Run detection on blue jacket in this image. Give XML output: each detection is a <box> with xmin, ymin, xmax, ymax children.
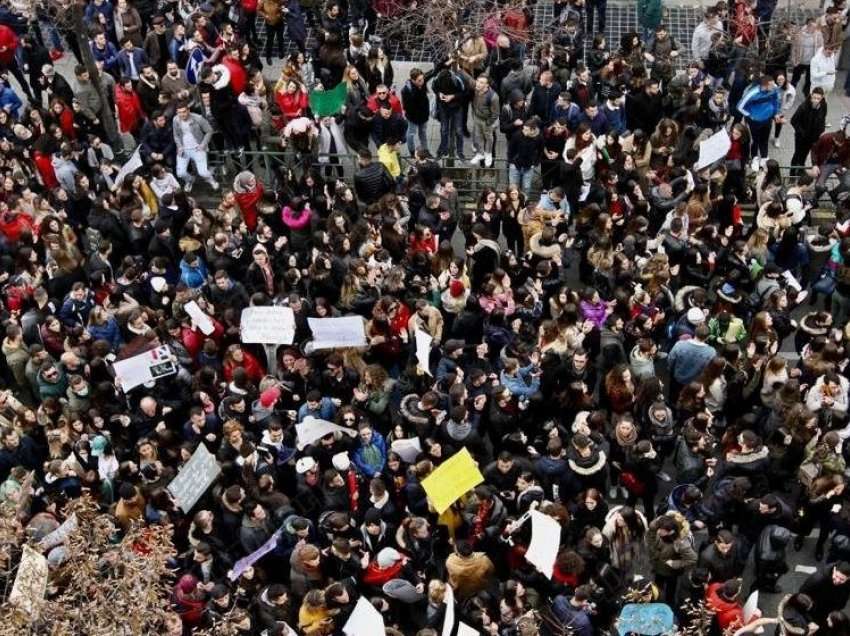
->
<box><xmin>667</xmin><ymin>338</ymin><xmax>716</xmax><ymax>384</ymax></box>
<box><xmin>0</xmin><ymin>85</ymin><xmax>21</xmax><ymax>118</ymax></box>
<box><xmin>117</xmin><ymin>48</ymin><xmax>148</xmax><ymax>81</ymax></box>
<box><xmin>352</xmin><ymin>430</ymin><xmax>387</xmax><ymax>478</ymax></box>
<box><xmin>553</xmin><ymin>101</ymin><xmax>581</xmax><ymax>129</ymax></box>
<box><xmin>552</xmin><ymin>597</ymin><xmax>593</xmax><ymax>636</ymax></box>
<box><xmin>58</xmin><ymin>292</ymin><xmax>95</xmax><ymax>328</ymax></box>
<box><xmin>90</xmin><ymin>41</ymin><xmax>119</xmax><ymax>72</ymax></box>
<box><xmin>580</xmin><ymin>110</ymin><xmax>610</xmax><ymax>137</ymax></box>
<box><xmin>84</xmin><ymin>1</ymin><xmax>115</xmax><ymax>34</ymax></box>
<box><xmin>603</xmin><ymin>103</ymin><xmax>627</xmax><ymax>135</ymax></box>
<box><xmin>297</xmin><ymin>397</ymin><xmax>336</xmax><ymax>422</ymax></box>
<box><xmin>499</xmin><ymin>364</ymin><xmax>540</xmax><ymax>398</ymax></box>
<box><xmin>179</xmin><ymin>258</ymin><xmax>208</xmax><ymax>289</ymax></box>
<box><xmin>737</xmin><ymin>85</ymin><xmax>781</xmax><ymax>123</ymax></box>
<box><xmin>87</xmin><ymin>316</ymin><xmax>123</xmax><ymax>352</ymax></box>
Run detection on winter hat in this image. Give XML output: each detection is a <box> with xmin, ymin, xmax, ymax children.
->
<box><xmin>259</xmin><ymin>386</ymin><xmax>281</xmax><ymax>408</ymax></box>
<box><xmin>295</xmin><ymin>456</ymin><xmax>317</xmax><ymax>474</ymax></box>
<box><xmin>382</xmin><ymin>579</ymin><xmax>424</xmax><ymax>603</ymax></box>
<box><xmin>686</xmin><ymin>307</ymin><xmax>705</xmax><ymax>325</ymax></box>
<box><xmin>332</xmin><ymin>452</ymin><xmax>351</xmax><ymax>471</ymax></box>
<box><xmin>449</xmin><ymin>279</ymin><xmax>465</xmax><ymax>297</ymax></box>
<box><xmin>444</xmin><ymin>339</ymin><xmax>465</xmax><ymax>354</ymax></box>
<box><xmin>363</xmin><ymin>508</ymin><xmax>382</xmax><ymax>526</ymax></box>
<box><xmin>377</xmin><ymin>547</ymin><xmax>402</xmax><ymax>568</ymax></box>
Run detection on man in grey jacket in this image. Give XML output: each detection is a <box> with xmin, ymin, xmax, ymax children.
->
<box><xmin>470</xmin><ymin>75</ymin><xmax>500</xmax><ymax>167</ymax></box>
<box><xmin>172</xmin><ymin>102</ymin><xmax>219</xmax><ymax>192</ymax></box>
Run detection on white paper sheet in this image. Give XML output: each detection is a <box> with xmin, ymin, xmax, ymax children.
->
<box><xmin>695</xmin><ymin>128</ymin><xmax>731</xmax><ymax>170</ymax></box>
<box><xmin>391</xmin><ymin>438</ymin><xmax>422</xmax><ymax>464</ymax></box>
<box><xmin>743</xmin><ymin>590</ymin><xmax>759</xmax><ymax>622</ymax></box>
<box><xmin>307</xmin><ymin>316</ymin><xmax>367</xmax><ymax>350</ymax></box>
<box><xmin>295</xmin><ymin>416</ymin><xmax>358</xmax><ymax>450</ymax></box>
<box><xmin>114</xmin><ymin>147</ymin><xmax>143</xmax><ymax>186</ymax></box>
<box><xmin>240</xmin><ymin>306</ymin><xmax>296</xmax><ymax>344</ymax></box>
<box><xmin>457</xmin><ymin>622</ymin><xmax>480</xmax><ymax>636</ymax></box>
<box><xmin>343</xmin><ymin>597</ymin><xmax>385</xmax><ymax>636</ymax></box>
<box><xmin>525</xmin><ymin>510</ymin><xmax>561</xmax><ymax>578</ymax></box>
<box><xmin>415</xmin><ymin>329</ymin><xmax>433</xmax><ymax>375</ymax></box>
<box><xmin>442</xmin><ymin>578</ymin><xmax>455</xmax><ymax>636</ymax></box>
<box><xmin>185</xmin><ymin>300</ymin><xmax>215</xmax><ymax>335</ymax></box>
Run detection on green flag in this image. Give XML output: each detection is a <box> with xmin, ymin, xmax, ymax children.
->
<box><xmin>309</xmin><ymin>81</ymin><xmax>348</xmax><ymax>117</ymax></box>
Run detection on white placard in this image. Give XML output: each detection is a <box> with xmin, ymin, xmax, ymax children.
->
<box><xmin>307</xmin><ymin>316</ymin><xmax>367</xmax><ymax>350</ymax></box>
<box><xmin>695</xmin><ymin>128</ymin><xmax>731</xmax><ymax>171</ymax></box>
<box><xmin>114</xmin><ymin>146</ymin><xmax>143</xmax><ymax>186</ymax></box>
<box><xmin>525</xmin><ymin>510</ymin><xmax>561</xmax><ymax>578</ymax></box>
<box><xmin>390</xmin><ymin>438</ymin><xmax>422</xmax><ymax>464</ymax></box>
<box><xmin>295</xmin><ymin>416</ymin><xmax>358</xmax><ymax>450</ymax></box>
<box><xmin>458</xmin><ymin>623</ymin><xmax>480</xmax><ymax>636</ymax></box>
<box><xmin>167</xmin><ymin>443</ymin><xmax>222</xmax><ymax>513</ymax></box>
<box><xmin>185</xmin><ymin>300</ymin><xmax>215</xmax><ymax>335</ymax></box>
<box><xmin>112</xmin><ymin>345</ymin><xmax>177</xmax><ymax>392</ymax></box>
<box><xmin>415</xmin><ymin>330</ymin><xmax>433</xmax><ymax>375</ymax></box>
<box><xmin>343</xmin><ymin>597</ymin><xmax>385</xmax><ymax>636</ymax></box>
<box><xmin>743</xmin><ymin>591</ymin><xmax>759</xmax><ymax>622</ymax></box>
<box><xmin>8</xmin><ymin>544</ymin><xmax>48</xmax><ymax>616</ymax></box>
<box><xmin>240</xmin><ymin>306</ymin><xmax>296</xmax><ymax>344</ymax></box>
<box><xmin>442</xmin><ymin>582</ymin><xmax>455</xmax><ymax>636</ymax></box>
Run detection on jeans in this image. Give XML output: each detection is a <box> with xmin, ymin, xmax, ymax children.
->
<box><xmin>437</xmin><ymin>107</ymin><xmax>464</xmax><ymax>157</ymax></box>
<box><xmin>834</xmin><ymin>289</ymin><xmax>850</xmax><ymax>328</ymax></box>
<box><xmin>791</xmin><ymin>135</ymin><xmax>814</xmax><ymax>175</ymax></box>
<box><xmin>748</xmin><ymin>118</ymin><xmax>771</xmax><ymax>160</ymax></box>
<box><xmin>471</xmin><ymin>119</ymin><xmax>495</xmax><ymax>155</ymax></box>
<box><xmin>509</xmin><ymin>164</ymin><xmax>534</xmax><ymax>192</ymax></box>
<box><xmin>264</xmin><ymin>22</ymin><xmax>287</xmax><ymax>58</ymax></box>
<box><xmin>792</xmin><ymin>64</ymin><xmax>811</xmax><ymax>96</ymax></box>
<box><xmin>405</xmin><ymin>120</ymin><xmax>429</xmax><ymax>155</ymax></box>
<box><xmin>177</xmin><ymin>147</ymin><xmax>215</xmax><ymax>184</ymax></box>
<box><xmin>586</xmin><ymin>0</ymin><xmax>606</xmax><ymax>33</ymax></box>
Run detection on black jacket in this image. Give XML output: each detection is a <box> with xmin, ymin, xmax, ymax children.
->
<box><xmin>354</xmin><ymin>161</ymin><xmax>395</xmax><ymax>205</ymax></box>
<box><xmin>791</xmin><ymin>98</ymin><xmax>828</xmax><ymax>145</ymax></box>
<box><xmin>139</xmin><ymin>120</ymin><xmax>176</xmax><ymax>163</ymax></box>
<box><xmin>401</xmin><ymin>79</ymin><xmax>430</xmax><ymax>124</ymax></box>
<box><xmin>507</xmin><ymin>129</ymin><xmax>543</xmax><ymax>168</ymax></box>
<box><xmin>626</xmin><ymin>89</ymin><xmax>664</xmax><ymax>134</ymax></box>
<box><xmin>528</xmin><ymin>81</ymin><xmax>563</xmax><ymax>125</ymax></box>
<box><xmin>801</xmin><ymin>566</ymin><xmax>850</xmax><ymax>622</ymax></box>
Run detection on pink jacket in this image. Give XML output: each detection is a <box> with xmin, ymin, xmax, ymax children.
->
<box><xmin>281</xmin><ymin>206</ymin><xmax>312</xmax><ymax>230</ymax></box>
<box><xmin>479</xmin><ymin>291</ymin><xmax>516</xmax><ymax>316</ymax></box>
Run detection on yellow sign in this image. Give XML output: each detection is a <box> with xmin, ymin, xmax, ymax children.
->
<box><xmin>421</xmin><ymin>447</ymin><xmax>484</xmax><ymax>514</ymax></box>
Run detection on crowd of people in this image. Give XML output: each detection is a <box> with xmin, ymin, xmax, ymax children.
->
<box><xmin>2</xmin><ymin>0</ymin><xmax>850</xmax><ymax>633</ymax></box>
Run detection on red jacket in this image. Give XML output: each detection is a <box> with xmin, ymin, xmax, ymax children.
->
<box><xmin>234</xmin><ymin>180</ymin><xmax>264</xmax><ymax>232</ymax></box>
<box><xmin>705</xmin><ymin>582</ymin><xmax>746</xmax><ymax>631</ymax></box>
<box><xmin>366</xmin><ymin>92</ymin><xmax>402</xmax><ymax>115</ymax></box>
<box><xmin>241</xmin><ymin>0</ymin><xmax>258</xmax><ymax>12</ymax></box>
<box><xmin>115</xmin><ymin>85</ymin><xmax>145</xmax><ymax>134</ymax></box>
<box><xmin>181</xmin><ymin>320</ymin><xmax>225</xmax><ymax>360</ymax></box>
<box><xmin>0</xmin><ymin>212</ymin><xmax>34</xmax><ymax>243</ymax></box>
<box><xmin>221</xmin><ymin>55</ymin><xmax>248</xmax><ymax>95</ymax></box>
<box><xmin>0</xmin><ymin>26</ymin><xmax>18</xmax><ymax>67</ymax></box>
<box><xmin>33</xmin><ymin>151</ymin><xmax>58</xmax><ymax>189</ymax></box>
<box><xmin>275</xmin><ymin>89</ymin><xmax>309</xmax><ymax>121</ymax></box>
<box><xmin>223</xmin><ymin>349</ymin><xmax>266</xmax><ymax>383</ymax></box>
<box><xmin>362</xmin><ymin>559</ymin><xmax>405</xmax><ymax>586</ymax></box>
<box><xmin>56</xmin><ymin>105</ymin><xmax>75</xmax><ymax>140</ymax></box>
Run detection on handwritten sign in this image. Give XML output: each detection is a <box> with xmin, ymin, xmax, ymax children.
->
<box><xmin>112</xmin><ymin>345</ymin><xmax>177</xmax><ymax>392</ymax></box>
<box><xmin>167</xmin><ymin>444</ymin><xmax>221</xmax><ymax>513</ymax></box>
<box><xmin>415</xmin><ymin>330</ymin><xmax>433</xmax><ymax>375</ymax></box>
<box><xmin>695</xmin><ymin>128</ymin><xmax>731</xmax><ymax>171</ymax></box>
<box><xmin>240</xmin><ymin>306</ymin><xmax>296</xmax><ymax>344</ymax></box>
<box><xmin>229</xmin><ymin>529</ymin><xmax>282</xmax><ymax>581</ymax></box>
<box><xmin>9</xmin><ymin>544</ymin><xmax>48</xmax><ymax>617</ymax></box>
<box><xmin>307</xmin><ymin>316</ymin><xmax>367</xmax><ymax>350</ymax></box>
<box><xmin>343</xmin><ymin>597</ymin><xmax>385</xmax><ymax>636</ymax></box>
<box><xmin>421</xmin><ymin>448</ymin><xmax>484</xmax><ymax>514</ymax></box>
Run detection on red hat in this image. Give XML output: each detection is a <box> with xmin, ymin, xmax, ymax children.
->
<box><xmin>449</xmin><ymin>279</ymin><xmax>465</xmax><ymax>298</ymax></box>
<box><xmin>259</xmin><ymin>386</ymin><xmax>281</xmax><ymax>408</ymax></box>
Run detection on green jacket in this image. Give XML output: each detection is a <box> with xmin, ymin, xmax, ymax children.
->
<box><xmin>638</xmin><ymin>0</ymin><xmax>663</xmax><ymax>29</ymax></box>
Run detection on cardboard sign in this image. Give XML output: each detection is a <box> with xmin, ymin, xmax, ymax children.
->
<box><xmin>167</xmin><ymin>444</ymin><xmax>221</xmax><ymax>513</ymax></box>
<box><xmin>240</xmin><ymin>306</ymin><xmax>296</xmax><ymax>344</ymax></box>
<box><xmin>421</xmin><ymin>448</ymin><xmax>484</xmax><ymax>514</ymax></box>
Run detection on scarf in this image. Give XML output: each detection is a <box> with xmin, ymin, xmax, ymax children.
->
<box><xmin>615</xmin><ymin>426</ymin><xmax>638</xmax><ymax>447</ymax></box>
<box><xmin>447</xmin><ymin>419</ymin><xmax>472</xmax><ymax>441</ymax></box>
<box><xmin>360</xmin><ymin>442</ymin><xmax>382</xmax><ymax>469</ymax></box>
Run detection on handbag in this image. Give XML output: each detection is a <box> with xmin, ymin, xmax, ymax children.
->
<box><xmin>813</xmin><ymin>268</ymin><xmax>837</xmax><ymax>295</ymax></box>
<box><xmin>620</xmin><ymin>471</ymin><xmax>646</xmax><ymax>496</ymax></box>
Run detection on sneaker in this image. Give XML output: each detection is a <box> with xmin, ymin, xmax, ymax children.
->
<box><xmin>484</xmin><ymin>153</ymin><xmax>493</xmax><ymax>167</ymax></box>
<box><xmin>183</xmin><ymin>179</ymin><xmax>194</xmax><ymax>193</ymax></box>
<box><xmin>655</xmin><ymin>351</ymin><xmax>668</xmax><ymax>360</ymax></box>
<box><xmin>469</xmin><ymin>152</ymin><xmax>484</xmax><ymax>164</ymax></box>
<box><xmin>456</xmin><ymin>153</ymin><xmax>467</xmax><ymax>161</ymax></box>
<box><xmin>209</xmin><ymin>179</ymin><xmax>220</xmax><ymax>191</ymax></box>
<box><xmin>750</xmin><ymin>157</ymin><xmax>760</xmax><ymax>173</ymax></box>
<box><xmin>49</xmin><ymin>48</ymin><xmax>63</xmax><ymax>61</ymax></box>
<box><xmin>608</xmin><ymin>486</ymin><xmax>618</xmax><ymax>499</ymax></box>
<box><xmin>773</xmin><ymin>138</ymin><xmax>781</xmax><ymax>148</ymax></box>
<box><xmin>658</xmin><ymin>471</ymin><xmax>672</xmax><ymax>482</ymax></box>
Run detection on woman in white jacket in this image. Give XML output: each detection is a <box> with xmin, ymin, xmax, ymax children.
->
<box><xmin>772</xmin><ymin>71</ymin><xmax>796</xmax><ymax>148</ymax></box>
<box><xmin>563</xmin><ymin>123</ymin><xmax>598</xmax><ymax>183</ymax></box>
<box><xmin>806</xmin><ymin>371</ymin><xmax>850</xmax><ymax>427</ymax></box>
<box><xmin>809</xmin><ymin>46</ymin><xmax>837</xmax><ymax>94</ymax></box>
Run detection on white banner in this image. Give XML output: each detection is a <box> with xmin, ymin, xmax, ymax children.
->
<box><xmin>112</xmin><ymin>345</ymin><xmax>177</xmax><ymax>392</ymax></box>
<box><xmin>307</xmin><ymin>316</ymin><xmax>367</xmax><ymax>350</ymax></box>
<box><xmin>240</xmin><ymin>306</ymin><xmax>296</xmax><ymax>344</ymax></box>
